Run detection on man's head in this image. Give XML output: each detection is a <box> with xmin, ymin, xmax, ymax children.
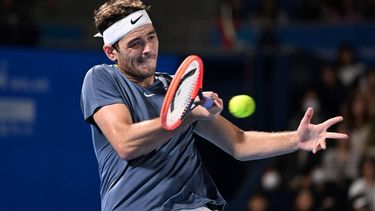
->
<box><xmin>94</xmin><ymin>0</ymin><xmax>158</xmax><ymax>85</ymax></box>
<box><xmin>94</xmin><ymin>0</ymin><xmax>149</xmax><ymax>38</ymax></box>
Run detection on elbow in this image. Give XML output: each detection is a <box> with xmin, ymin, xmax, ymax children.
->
<box><xmin>117</xmin><ymin>149</ymin><xmax>134</xmax><ymax>161</ymax></box>
<box><xmin>231</xmin><ymin>133</ymin><xmax>248</xmax><ymax>161</ymax></box>
<box><xmin>116</xmin><ymin>144</ymin><xmax>139</xmax><ymax>161</ymax></box>
<box><xmin>232</xmin><ymin>151</ymin><xmax>247</xmax><ymax>161</ymax></box>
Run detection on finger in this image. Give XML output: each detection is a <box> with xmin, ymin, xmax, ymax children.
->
<box><xmin>214</xmin><ymin>98</ymin><xmax>223</xmax><ymax>107</ymax></box>
<box><xmin>312</xmin><ymin>139</ymin><xmax>319</xmax><ymax>154</ymax></box>
<box><xmin>320</xmin><ymin>140</ymin><xmax>327</xmax><ymax>150</ymax></box>
<box><xmin>208</xmin><ymin>104</ymin><xmax>222</xmax><ymax>114</ymax></box>
<box><xmin>322</xmin><ymin>116</ymin><xmax>344</xmax><ymax>129</ymax></box>
<box><xmin>326</xmin><ymin>132</ymin><xmax>348</xmax><ymax>140</ymax></box>
<box><xmin>312</xmin><ymin>145</ymin><xmax>319</xmax><ymax>154</ymax></box>
<box><xmin>313</xmin><ymin>143</ymin><xmax>323</xmax><ymax>154</ymax></box>
<box><xmin>300</xmin><ymin>107</ymin><xmax>314</xmax><ymax>126</ymax></box>
<box><xmin>202</xmin><ymin>91</ymin><xmax>218</xmax><ymax>100</ymax></box>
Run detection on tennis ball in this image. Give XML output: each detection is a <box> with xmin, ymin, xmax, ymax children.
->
<box><xmin>228</xmin><ymin>95</ymin><xmax>255</xmax><ymax>118</ymax></box>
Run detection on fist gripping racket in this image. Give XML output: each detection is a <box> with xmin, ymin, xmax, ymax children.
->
<box><xmin>160</xmin><ymin>55</ymin><xmax>213</xmax><ymax>130</ymax></box>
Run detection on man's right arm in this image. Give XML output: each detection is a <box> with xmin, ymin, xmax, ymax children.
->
<box><xmin>93</xmin><ymin>103</ymin><xmax>196</xmax><ymax>160</ymax></box>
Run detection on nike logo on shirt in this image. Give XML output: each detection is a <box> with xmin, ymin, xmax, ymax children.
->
<box><xmin>131</xmin><ymin>15</ymin><xmax>143</xmax><ymax>24</ymax></box>
<box><xmin>144</xmin><ymin>92</ymin><xmax>155</xmax><ymax>97</ymax></box>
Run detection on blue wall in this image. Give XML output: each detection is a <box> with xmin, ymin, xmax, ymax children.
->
<box><xmin>0</xmin><ymin>47</ymin><xmax>179</xmax><ymax>211</ymax></box>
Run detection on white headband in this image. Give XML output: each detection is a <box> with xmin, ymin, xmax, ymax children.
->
<box><xmin>94</xmin><ymin>10</ymin><xmax>152</xmax><ymax>45</ymax></box>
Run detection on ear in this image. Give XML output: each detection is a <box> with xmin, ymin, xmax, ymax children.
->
<box><xmin>103</xmin><ymin>45</ymin><xmax>117</xmax><ymax>62</ymax></box>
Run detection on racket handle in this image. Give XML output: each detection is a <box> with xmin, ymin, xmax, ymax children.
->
<box><xmin>201</xmin><ymin>97</ymin><xmax>214</xmax><ymax>108</ymax></box>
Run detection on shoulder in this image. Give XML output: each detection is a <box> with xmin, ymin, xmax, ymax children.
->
<box><xmin>85</xmin><ymin>64</ymin><xmax>116</xmax><ymax>78</ymax></box>
<box><xmin>82</xmin><ymin>64</ymin><xmax>121</xmax><ymax>86</ymax></box>
<box><xmin>348</xmin><ymin>178</ymin><xmax>366</xmax><ymax>198</ymax></box>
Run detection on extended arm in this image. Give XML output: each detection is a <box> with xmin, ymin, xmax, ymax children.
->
<box><xmin>195</xmin><ymin>107</ymin><xmax>348</xmax><ymax>161</ymax></box>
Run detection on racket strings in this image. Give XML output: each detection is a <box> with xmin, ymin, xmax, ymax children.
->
<box><xmin>167</xmin><ymin>69</ymin><xmax>199</xmax><ymax>125</ymax></box>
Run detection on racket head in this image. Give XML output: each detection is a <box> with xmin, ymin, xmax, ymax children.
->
<box><xmin>160</xmin><ymin>55</ymin><xmax>204</xmax><ymax>130</ymax></box>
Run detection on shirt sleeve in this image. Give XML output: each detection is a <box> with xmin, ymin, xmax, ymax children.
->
<box><xmin>80</xmin><ymin>65</ymin><xmax>123</xmax><ymax>124</ymax></box>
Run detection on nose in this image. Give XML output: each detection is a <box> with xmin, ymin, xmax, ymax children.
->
<box><xmin>142</xmin><ymin>41</ymin><xmax>153</xmax><ymax>55</ymax></box>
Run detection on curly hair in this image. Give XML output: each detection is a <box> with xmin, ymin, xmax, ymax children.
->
<box><xmin>94</xmin><ymin>0</ymin><xmax>150</xmax><ymax>34</ymax></box>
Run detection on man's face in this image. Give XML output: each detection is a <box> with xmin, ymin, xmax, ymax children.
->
<box><xmin>114</xmin><ymin>24</ymin><xmax>159</xmax><ymax>80</ymax></box>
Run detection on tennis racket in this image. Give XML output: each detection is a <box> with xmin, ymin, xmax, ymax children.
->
<box><xmin>160</xmin><ymin>55</ymin><xmax>213</xmax><ymax>130</ymax></box>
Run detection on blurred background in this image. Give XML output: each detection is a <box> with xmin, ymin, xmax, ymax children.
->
<box><xmin>1</xmin><ymin>0</ymin><xmax>375</xmax><ymax>210</ymax></box>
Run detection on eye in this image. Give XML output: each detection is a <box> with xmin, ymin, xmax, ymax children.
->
<box><xmin>128</xmin><ymin>40</ymin><xmax>142</xmax><ymax>48</ymax></box>
<box><xmin>149</xmin><ymin>34</ymin><xmax>157</xmax><ymax>41</ymax></box>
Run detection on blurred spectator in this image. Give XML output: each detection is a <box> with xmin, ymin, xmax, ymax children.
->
<box><xmin>351</xmin><ymin>195</ymin><xmax>370</xmax><ymax>211</ymax></box>
<box><xmin>317</xmin><ymin>64</ymin><xmax>347</xmax><ymax>117</ymax></box>
<box><xmin>289</xmin><ymin>90</ymin><xmax>328</xmax><ymax>129</ymax></box>
<box><xmin>348</xmin><ymin>156</ymin><xmax>375</xmax><ymax>211</ymax></box>
<box><xmin>0</xmin><ymin>0</ymin><xmax>39</xmax><ymax>46</ymax></box>
<box><xmin>216</xmin><ymin>0</ymin><xmax>247</xmax><ymax>49</ymax></box>
<box><xmin>343</xmin><ymin>91</ymin><xmax>371</xmax><ymax>159</ymax></box>
<box><xmin>322</xmin><ymin>123</ymin><xmax>357</xmax><ymax>181</ymax></box>
<box><xmin>246</xmin><ymin>193</ymin><xmax>269</xmax><ymax>211</ymax></box>
<box><xmin>361</xmin><ymin>68</ymin><xmax>375</xmax><ymax>154</ymax></box>
<box><xmin>305</xmin><ymin>165</ymin><xmax>346</xmax><ymax>210</ymax></box>
<box><xmin>258</xmin><ymin>165</ymin><xmax>294</xmax><ymax>211</ymax></box>
<box><xmin>252</xmin><ymin>0</ymin><xmax>288</xmax><ymax>26</ymax></box>
<box><xmin>335</xmin><ymin>43</ymin><xmax>366</xmax><ymax>90</ymax></box>
<box><xmin>360</xmin><ymin>67</ymin><xmax>375</xmax><ymax>119</ymax></box>
<box><xmin>292</xmin><ymin>189</ymin><xmax>315</xmax><ymax>211</ymax></box>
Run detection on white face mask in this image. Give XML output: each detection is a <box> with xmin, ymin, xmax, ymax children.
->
<box><xmin>262</xmin><ymin>170</ymin><xmax>281</xmax><ymax>190</ymax></box>
<box><xmin>311</xmin><ymin>167</ymin><xmax>326</xmax><ymax>185</ymax></box>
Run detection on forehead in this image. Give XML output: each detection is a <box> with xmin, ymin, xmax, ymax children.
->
<box><xmin>122</xmin><ymin>24</ymin><xmax>155</xmax><ymax>41</ymax></box>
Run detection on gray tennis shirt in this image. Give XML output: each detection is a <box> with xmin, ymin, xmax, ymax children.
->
<box><xmin>80</xmin><ymin>64</ymin><xmax>226</xmax><ymax>211</ymax></box>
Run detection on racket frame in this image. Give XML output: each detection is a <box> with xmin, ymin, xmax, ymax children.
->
<box><xmin>160</xmin><ymin>55</ymin><xmax>204</xmax><ymax>130</ymax></box>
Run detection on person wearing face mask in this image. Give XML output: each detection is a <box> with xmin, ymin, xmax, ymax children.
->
<box><xmin>80</xmin><ymin>1</ymin><xmax>348</xmax><ymax>210</ymax></box>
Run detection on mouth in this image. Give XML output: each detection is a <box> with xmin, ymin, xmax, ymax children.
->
<box><xmin>137</xmin><ymin>57</ymin><xmax>153</xmax><ymax>65</ymax></box>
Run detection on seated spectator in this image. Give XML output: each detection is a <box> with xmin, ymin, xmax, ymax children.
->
<box><xmin>335</xmin><ymin>43</ymin><xmax>366</xmax><ymax>90</ymax></box>
<box><xmin>317</xmin><ymin>64</ymin><xmax>347</xmax><ymax>117</ymax></box>
<box><xmin>247</xmin><ymin>192</ymin><xmax>269</xmax><ymax>211</ymax></box>
<box><xmin>348</xmin><ymin>156</ymin><xmax>375</xmax><ymax>211</ymax></box>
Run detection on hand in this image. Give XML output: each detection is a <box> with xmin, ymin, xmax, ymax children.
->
<box><xmin>297</xmin><ymin>107</ymin><xmax>348</xmax><ymax>153</ymax></box>
<box><xmin>190</xmin><ymin>91</ymin><xmax>223</xmax><ymax>121</ymax></box>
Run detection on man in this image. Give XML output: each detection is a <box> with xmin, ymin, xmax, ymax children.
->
<box><xmin>80</xmin><ymin>0</ymin><xmax>348</xmax><ymax>210</ymax></box>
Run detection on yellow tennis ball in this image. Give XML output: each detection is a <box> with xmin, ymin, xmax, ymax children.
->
<box><xmin>228</xmin><ymin>95</ymin><xmax>256</xmax><ymax>118</ymax></box>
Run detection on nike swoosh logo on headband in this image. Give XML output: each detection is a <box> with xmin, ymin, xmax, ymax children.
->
<box><xmin>131</xmin><ymin>15</ymin><xmax>143</xmax><ymax>24</ymax></box>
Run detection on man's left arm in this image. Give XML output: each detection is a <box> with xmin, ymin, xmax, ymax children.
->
<box><xmin>194</xmin><ymin>107</ymin><xmax>348</xmax><ymax>161</ymax></box>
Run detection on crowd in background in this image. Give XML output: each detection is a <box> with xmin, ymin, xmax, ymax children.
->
<box><xmin>220</xmin><ymin>0</ymin><xmax>375</xmax><ymax>25</ymax></box>
<box><xmin>240</xmin><ymin>43</ymin><xmax>375</xmax><ymax>211</ymax></box>
<box><xmin>217</xmin><ymin>0</ymin><xmax>375</xmax><ymax>49</ymax></box>
<box><xmin>214</xmin><ymin>1</ymin><xmax>375</xmax><ymax>210</ymax></box>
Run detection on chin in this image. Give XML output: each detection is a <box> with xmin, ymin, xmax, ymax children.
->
<box><xmin>138</xmin><ymin>67</ymin><xmax>156</xmax><ymax>78</ymax></box>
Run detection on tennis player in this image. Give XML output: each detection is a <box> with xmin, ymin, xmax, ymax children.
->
<box><xmin>80</xmin><ymin>0</ymin><xmax>348</xmax><ymax>210</ymax></box>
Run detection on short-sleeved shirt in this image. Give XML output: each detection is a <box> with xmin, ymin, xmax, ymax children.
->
<box><xmin>80</xmin><ymin>64</ymin><xmax>226</xmax><ymax>211</ymax></box>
